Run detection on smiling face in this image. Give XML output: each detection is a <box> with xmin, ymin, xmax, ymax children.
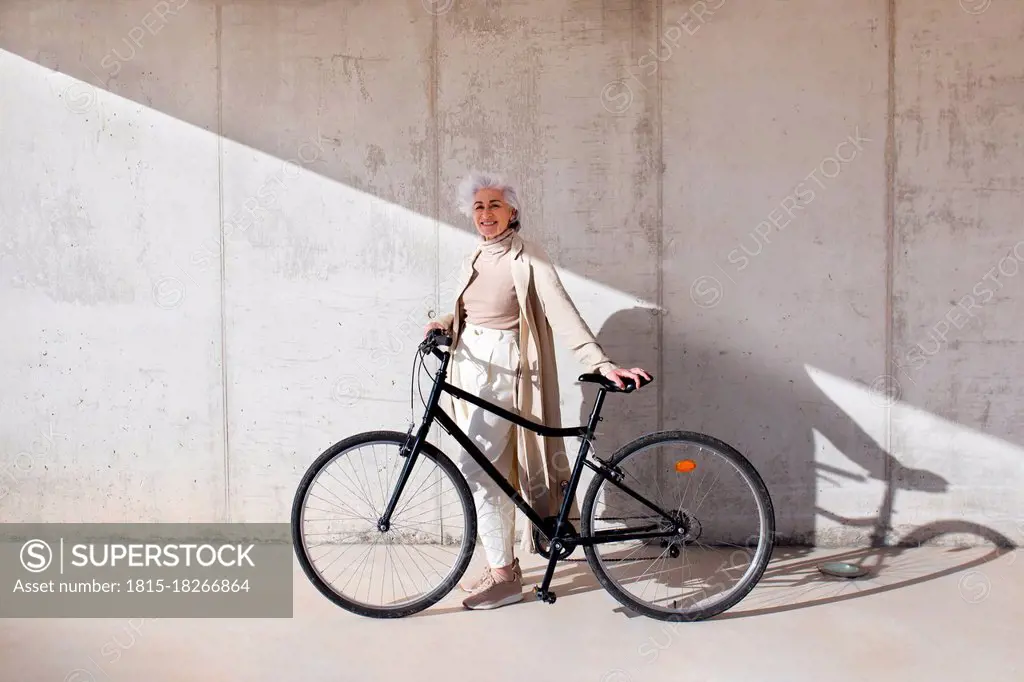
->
<box><xmin>472</xmin><ymin>188</ymin><xmax>517</xmax><ymax>239</ymax></box>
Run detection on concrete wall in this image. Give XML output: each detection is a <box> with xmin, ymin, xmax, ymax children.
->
<box><xmin>1</xmin><ymin>0</ymin><xmax>1021</xmax><ymax>545</ymax></box>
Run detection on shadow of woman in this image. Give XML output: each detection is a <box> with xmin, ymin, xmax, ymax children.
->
<box><xmin>533</xmin><ymin>305</ymin><xmax>1014</xmax><ymax>620</ymax></box>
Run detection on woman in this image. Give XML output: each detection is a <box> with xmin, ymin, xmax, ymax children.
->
<box><xmin>423</xmin><ymin>170</ymin><xmax>651</xmax><ymax>611</ymax></box>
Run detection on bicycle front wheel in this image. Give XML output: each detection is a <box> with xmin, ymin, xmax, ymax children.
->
<box><xmin>291</xmin><ymin>430</ymin><xmax>477</xmax><ymax>618</ymax></box>
<box><xmin>582</xmin><ymin>431</ymin><xmax>775</xmax><ymax>622</ymax></box>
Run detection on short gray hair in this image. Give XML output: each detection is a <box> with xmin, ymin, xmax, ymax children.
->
<box><xmin>456</xmin><ymin>170</ymin><xmax>522</xmax><ymax>230</ymax></box>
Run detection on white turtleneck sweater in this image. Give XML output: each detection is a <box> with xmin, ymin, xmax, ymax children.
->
<box><xmin>462</xmin><ymin>229</ymin><xmax>519</xmax><ymax>331</ymax></box>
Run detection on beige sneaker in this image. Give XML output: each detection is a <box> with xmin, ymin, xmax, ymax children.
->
<box><xmin>461</xmin><ymin>559</ymin><xmax>523</xmax><ymax>610</ymax></box>
<box><xmin>459</xmin><ymin>557</ymin><xmax>520</xmax><ymax>592</ymax></box>
<box><xmin>458</xmin><ymin>568</ymin><xmax>491</xmax><ymax>593</ymax></box>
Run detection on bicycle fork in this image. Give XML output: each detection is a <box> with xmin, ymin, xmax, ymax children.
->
<box><xmin>376</xmin><ymin>422</ymin><xmax>425</xmax><ymax>532</ymax></box>
<box><xmin>377</xmin><ymin>353</ymin><xmax>451</xmax><ymax>532</ymax></box>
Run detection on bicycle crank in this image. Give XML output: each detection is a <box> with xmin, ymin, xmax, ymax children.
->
<box><xmin>533</xmin><ymin>517</ymin><xmax>578</xmax><ymax>560</ymax></box>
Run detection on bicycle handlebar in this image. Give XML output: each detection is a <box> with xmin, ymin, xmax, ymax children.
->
<box><xmin>418</xmin><ymin>328</ymin><xmax>653</xmax><ymax>394</ymax></box>
<box><xmin>419</xmin><ymin>328</ymin><xmax>453</xmax><ymax>358</ymax></box>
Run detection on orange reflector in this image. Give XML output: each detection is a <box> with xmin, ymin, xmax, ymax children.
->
<box><xmin>675</xmin><ymin>459</ymin><xmax>696</xmax><ymax>473</ymax></box>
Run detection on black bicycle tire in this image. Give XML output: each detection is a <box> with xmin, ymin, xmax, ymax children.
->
<box><xmin>291</xmin><ymin>430</ymin><xmax>477</xmax><ymax>618</ymax></box>
<box><xmin>581</xmin><ymin>430</ymin><xmax>775</xmax><ymax>622</ymax></box>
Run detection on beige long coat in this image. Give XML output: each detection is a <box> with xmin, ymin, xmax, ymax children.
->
<box><xmin>436</xmin><ymin>231</ymin><xmax>618</xmax><ymax>553</ymax></box>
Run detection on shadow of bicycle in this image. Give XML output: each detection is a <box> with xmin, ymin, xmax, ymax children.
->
<box><xmin>510</xmin><ymin>520</ymin><xmax>1014</xmax><ymax>621</ymax></box>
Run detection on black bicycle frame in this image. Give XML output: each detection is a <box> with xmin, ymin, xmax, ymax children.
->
<box><xmin>378</xmin><ymin>341</ymin><xmax>680</xmax><ymax>596</ymax></box>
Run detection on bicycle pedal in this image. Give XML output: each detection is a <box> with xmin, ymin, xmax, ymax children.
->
<box><xmin>533</xmin><ymin>587</ymin><xmax>557</xmax><ymax>604</ymax></box>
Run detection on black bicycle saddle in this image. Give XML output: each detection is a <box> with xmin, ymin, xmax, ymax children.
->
<box><xmin>577</xmin><ymin>372</ymin><xmax>654</xmax><ymax>393</ymax></box>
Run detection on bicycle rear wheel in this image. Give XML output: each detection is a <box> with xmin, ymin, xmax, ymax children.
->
<box><xmin>581</xmin><ymin>431</ymin><xmax>774</xmax><ymax>622</ymax></box>
<box><xmin>291</xmin><ymin>430</ymin><xmax>477</xmax><ymax>618</ymax></box>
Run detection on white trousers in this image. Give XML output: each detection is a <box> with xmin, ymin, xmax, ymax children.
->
<box><xmin>450</xmin><ymin>322</ymin><xmax>520</xmax><ymax>568</ymax></box>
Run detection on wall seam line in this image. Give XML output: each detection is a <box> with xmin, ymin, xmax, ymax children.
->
<box><xmin>882</xmin><ymin>0</ymin><xmax>897</xmax><ymax>546</ymax></box>
<box><xmin>432</xmin><ymin>10</ymin><xmax>440</xmax><ymax>335</ymax></box>
<box><xmin>431</xmin><ymin>2</ymin><xmax>442</xmax><ymax>540</ymax></box>
<box><xmin>216</xmin><ymin>4</ymin><xmax>230</xmax><ymax>524</ymax></box>
<box><xmin>656</xmin><ymin>0</ymin><xmax>664</xmax><ymax>434</ymax></box>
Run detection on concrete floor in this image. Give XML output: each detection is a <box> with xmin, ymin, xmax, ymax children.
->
<box><xmin>1</xmin><ymin>546</ymin><xmax>1021</xmax><ymax>681</ymax></box>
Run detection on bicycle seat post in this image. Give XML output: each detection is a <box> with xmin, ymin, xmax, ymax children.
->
<box><xmin>555</xmin><ymin>386</ymin><xmax>606</xmax><ymax>527</ymax></box>
<box><xmin>584</xmin><ymin>387</ymin><xmax>608</xmax><ymax>441</ymax></box>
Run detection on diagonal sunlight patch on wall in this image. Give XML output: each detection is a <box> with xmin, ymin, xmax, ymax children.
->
<box><xmin>805</xmin><ymin>365</ymin><xmax>1023</xmax><ymax>546</ymax></box>
<box><xmin>1</xmin><ymin>49</ymin><xmax>226</xmax><ymax>522</ymax></box>
<box><xmin>3</xmin><ymin>50</ymin><xmax>657</xmax><ymax>523</ymax></box>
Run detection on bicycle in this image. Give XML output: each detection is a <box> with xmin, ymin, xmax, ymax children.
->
<box><xmin>291</xmin><ymin>328</ymin><xmax>776</xmax><ymax>621</ymax></box>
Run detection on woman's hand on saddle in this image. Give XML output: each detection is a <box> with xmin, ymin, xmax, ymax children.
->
<box><xmin>600</xmin><ymin>366</ymin><xmax>652</xmax><ymax>391</ymax></box>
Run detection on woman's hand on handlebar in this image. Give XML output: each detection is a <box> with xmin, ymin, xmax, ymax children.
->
<box><xmin>423</xmin><ymin>321</ymin><xmax>447</xmax><ymax>339</ymax></box>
